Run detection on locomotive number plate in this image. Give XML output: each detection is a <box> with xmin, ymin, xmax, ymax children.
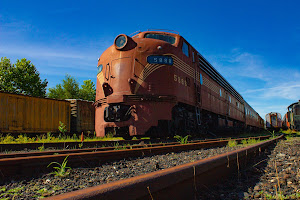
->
<box><xmin>147</xmin><ymin>55</ymin><xmax>173</xmax><ymax>65</ymax></box>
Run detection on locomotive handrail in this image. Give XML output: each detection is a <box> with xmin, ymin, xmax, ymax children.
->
<box><xmin>129</xmin><ymin>30</ymin><xmax>141</xmax><ymax>36</ymax></box>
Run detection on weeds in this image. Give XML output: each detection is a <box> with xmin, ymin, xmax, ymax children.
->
<box><xmin>38</xmin><ymin>145</ymin><xmax>45</xmax><ymax>152</ymax></box>
<box><xmin>58</xmin><ymin>121</ymin><xmax>67</xmax><ymax>134</ymax></box>
<box><xmin>227</xmin><ymin>139</ymin><xmax>237</xmax><ymax>147</ymax></box>
<box><xmin>247</xmin><ymin>138</ymin><xmax>258</xmax><ymax>145</ymax></box>
<box><xmin>0</xmin><ymin>132</ymin><xmax>124</xmax><ymax>144</ymax></box>
<box><xmin>0</xmin><ymin>186</ymin><xmax>24</xmax><ymax>199</ymax></box>
<box><xmin>113</xmin><ymin>142</ymin><xmax>127</xmax><ymax>150</ymax></box>
<box><xmin>241</xmin><ymin>139</ymin><xmax>248</xmax><ymax>145</ymax></box>
<box><xmin>47</xmin><ymin>155</ymin><xmax>71</xmax><ymax>177</ymax></box>
<box><xmin>174</xmin><ymin>135</ymin><xmax>190</xmax><ymax>144</ymax></box>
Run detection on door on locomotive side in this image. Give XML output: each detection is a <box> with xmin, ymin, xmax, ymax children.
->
<box><xmin>110</xmin><ymin>58</ymin><xmax>132</xmax><ymax>94</ymax></box>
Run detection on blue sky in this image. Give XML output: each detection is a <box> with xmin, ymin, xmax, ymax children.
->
<box><xmin>1</xmin><ymin>0</ymin><xmax>300</xmax><ymax>119</ymax></box>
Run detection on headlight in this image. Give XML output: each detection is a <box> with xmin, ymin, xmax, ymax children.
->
<box><xmin>114</xmin><ymin>34</ymin><xmax>128</xmax><ymax>50</ymax></box>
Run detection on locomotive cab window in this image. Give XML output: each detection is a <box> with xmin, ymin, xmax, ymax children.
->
<box><xmin>144</xmin><ymin>33</ymin><xmax>176</xmax><ymax>44</ymax></box>
<box><xmin>182</xmin><ymin>41</ymin><xmax>189</xmax><ymax>57</ymax></box>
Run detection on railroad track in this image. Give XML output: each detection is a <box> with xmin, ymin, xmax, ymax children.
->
<box><xmin>0</xmin><ymin>138</ymin><xmax>154</xmax><ymax>152</ymax></box>
<box><xmin>44</xmin><ymin>135</ymin><xmax>284</xmax><ymax>200</ymax></box>
<box><xmin>0</xmin><ymin>134</ymin><xmax>269</xmax><ymax>153</ymax></box>
<box><xmin>0</xmin><ymin>135</ymin><xmax>270</xmax><ymax>181</ymax></box>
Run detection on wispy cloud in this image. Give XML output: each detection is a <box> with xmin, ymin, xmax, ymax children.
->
<box><xmin>207</xmin><ymin>48</ymin><xmax>300</xmax><ymax>117</ymax></box>
<box><xmin>0</xmin><ymin>45</ymin><xmax>96</xmax><ymax>60</ymax></box>
<box><xmin>244</xmin><ymin>84</ymin><xmax>300</xmax><ymax>101</ymax></box>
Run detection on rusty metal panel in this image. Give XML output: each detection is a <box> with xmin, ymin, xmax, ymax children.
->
<box><xmin>0</xmin><ymin>92</ymin><xmax>70</xmax><ymax>133</ymax></box>
<box><xmin>67</xmin><ymin>99</ymin><xmax>95</xmax><ymax>133</ymax></box>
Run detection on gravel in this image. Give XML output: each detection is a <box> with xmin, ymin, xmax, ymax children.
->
<box><xmin>0</xmin><ymin>145</ymin><xmax>241</xmax><ymax>199</ymax></box>
<box><xmin>2</xmin><ymin>137</ymin><xmax>298</xmax><ymax>200</ymax></box>
<box><xmin>197</xmin><ymin>137</ymin><xmax>300</xmax><ymax>200</ymax></box>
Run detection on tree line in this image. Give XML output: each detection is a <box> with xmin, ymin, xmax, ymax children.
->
<box><xmin>0</xmin><ymin>57</ymin><xmax>96</xmax><ymax>101</ymax></box>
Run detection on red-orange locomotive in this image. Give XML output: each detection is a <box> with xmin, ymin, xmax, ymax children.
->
<box><xmin>95</xmin><ymin>30</ymin><xmax>263</xmax><ymax>139</ymax></box>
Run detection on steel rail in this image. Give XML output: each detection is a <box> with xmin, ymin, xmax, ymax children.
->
<box><xmin>0</xmin><ymin>135</ymin><xmax>270</xmax><ymax>159</ymax></box>
<box><xmin>0</xmin><ymin>135</ymin><xmax>270</xmax><ymax>155</ymax></box>
<box><xmin>0</xmin><ymin>135</ymin><xmax>270</xmax><ymax>180</ymax></box>
<box><xmin>0</xmin><ymin>139</ymin><xmax>152</xmax><ymax>152</ymax></box>
<box><xmin>45</xmin><ymin>135</ymin><xmax>284</xmax><ymax>200</ymax></box>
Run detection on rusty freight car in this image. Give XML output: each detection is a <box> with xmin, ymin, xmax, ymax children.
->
<box><xmin>67</xmin><ymin>99</ymin><xmax>95</xmax><ymax>133</ymax></box>
<box><xmin>0</xmin><ymin>91</ymin><xmax>70</xmax><ymax>133</ymax></box>
<box><xmin>94</xmin><ymin>30</ymin><xmax>263</xmax><ymax>139</ymax></box>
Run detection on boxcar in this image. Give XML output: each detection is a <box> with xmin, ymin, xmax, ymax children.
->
<box><xmin>0</xmin><ymin>92</ymin><xmax>70</xmax><ymax>133</ymax></box>
<box><xmin>67</xmin><ymin>99</ymin><xmax>95</xmax><ymax>133</ymax></box>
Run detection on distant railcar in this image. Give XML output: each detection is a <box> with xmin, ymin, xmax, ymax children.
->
<box><xmin>265</xmin><ymin>112</ymin><xmax>282</xmax><ymax>131</ymax></box>
<box><xmin>94</xmin><ymin>30</ymin><xmax>263</xmax><ymax>139</ymax></box>
<box><xmin>0</xmin><ymin>91</ymin><xmax>70</xmax><ymax>133</ymax></box>
<box><xmin>286</xmin><ymin>101</ymin><xmax>300</xmax><ymax>131</ymax></box>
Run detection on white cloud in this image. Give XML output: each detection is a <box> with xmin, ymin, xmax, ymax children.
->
<box><xmin>207</xmin><ymin>49</ymin><xmax>300</xmax><ymax>118</ymax></box>
<box><xmin>0</xmin><ymin>45</ymin><xmax>96</xmax><ymax>60</ymax></box>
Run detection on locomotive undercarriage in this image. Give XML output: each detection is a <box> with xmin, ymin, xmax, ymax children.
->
<box><xmin>102</xmin><ymin>101</ymin><xmax>247</xmax><ymax>139</ymax></box>
<box><xmin>145</xmin><ymin>103</ymin><xmax>246</xmax><ymax>138</ymax></box>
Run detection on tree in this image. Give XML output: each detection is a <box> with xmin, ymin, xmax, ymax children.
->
<box><xmin>48</xmin><ymin>75</ymin><xmax>96</xmax><ymax>101</ymax></box>
<box><xmin>0</xmin><ymin>57</ymin><xmax>48</xmax><ymax>97</ymax></box>
<box><xmin>79</xmin><ymin>80</ymin><xmax>96</xmax><ymax>101</ymax></box>
<box><xmin>0</xmin><ymin>57</ymin><xmax>14</xmax><ymax>93</ymax></box>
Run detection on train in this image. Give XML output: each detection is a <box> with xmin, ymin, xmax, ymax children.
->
<box><xmin>0</xmin><ymin>91</ymin><xmax>95</xmax><ymax>134</ymax></box>
<box><xmin>283</xmin><ymin>100</ymin><xmax>300</xmax><ymax>131</ymax></box>
<box><xmin>265</xmin><ymin>112</ymin><xmax>282</xmax><ymax>131</ymax></box>
<box><xmin>94</xmin><ymin>30</ymin><xmax>264</xmax><ymax>139</ymax></box>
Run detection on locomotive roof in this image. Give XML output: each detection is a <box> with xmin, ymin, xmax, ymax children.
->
<box><xmin>288</xmin><ymin>100</ymin><xmax>300</xmax><ymax>109</ymax></box>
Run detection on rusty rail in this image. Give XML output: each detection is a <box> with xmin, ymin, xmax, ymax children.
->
<box><xmin>45</xmin><ymin>135</ymin><xmax>284</xmax><ymax>200</ymax></box>
<box><xmin>0</xmin><ymin>135</ymin><xmax>270</xmax><ymax>180</ymax></box>
<box><xmin>0</xmin><ymin>138</ymin><xmax>153</xmax><ymax>152</ymax></box>
<box><xmin>0</xmin><ymin>135</ymin><xmax>270</xmax><ymax>159</ymax></box>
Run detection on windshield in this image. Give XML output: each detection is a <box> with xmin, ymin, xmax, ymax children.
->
<box><xmin>145</xmin><ymin>33</ymin><xmax>176</xmax><ymax>44</ymax></box>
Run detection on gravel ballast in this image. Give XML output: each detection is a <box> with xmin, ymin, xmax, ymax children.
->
<box><xmin>0</xmin><ymin>145</ymin><xmax>242</xmax><ymax>199</ymax></box>
<box><xmin>1</xmin><ymin>137</ymin><xmax>298</xmax><ymax>200</ymax></box>
<box><xmin>197</xmin><ymin>137</ymin><xmax>300</xmax><ymax>199</ymax></box>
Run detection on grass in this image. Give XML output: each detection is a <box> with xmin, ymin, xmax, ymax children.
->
<box><xmin>174</xmin><ymin>135</ymin><xmax>190</xmax><ymax>144</ymax></box>
<box><xmin>47</xmin><ymin>155</ymin><xmax>71</xmax><ymax>177</ymax></box>
<box><xmin>264</xmin><ymin>192</ymin><xmax>300</xmax><ymax>199</ymax></box>
<box><xmin>113</xmin><ymin>142</ymin><xmax>127</xmax><ymax>150</ymax></box>
<box><xmin>0</xmin><ymin>132</ymin><xmax>124</xmax><ymax>144</ymax></box>
<box><xmin>0</xmin><ymin>186</ymin><xmax>24</xmax><ymax>200</ymax></box>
